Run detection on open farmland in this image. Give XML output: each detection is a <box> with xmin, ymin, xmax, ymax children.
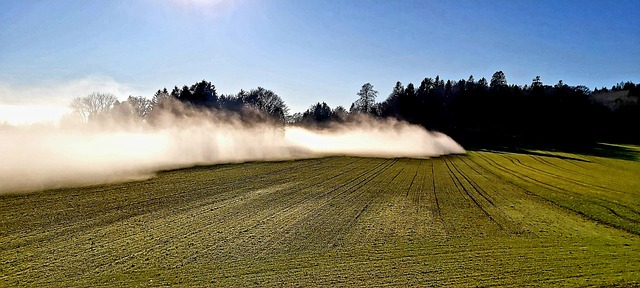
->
<box><xmin>1</xmin><ymin>149</ymin><xmax>639</xmax><ymax>287</ymax></box>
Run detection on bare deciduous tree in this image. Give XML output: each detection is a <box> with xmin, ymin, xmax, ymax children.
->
<box><xmin>127</xmin><ymin>96</ymin><xmax>152</xmax><ymax>118</ymax></box>
<box><xmin>70</xmin><ymin>92</ymin><xmax>118</xmax><ymax>123</ymax></box>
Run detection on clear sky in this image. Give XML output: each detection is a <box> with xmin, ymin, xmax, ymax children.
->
<box><xmin>1</xmin><ymin>0</ymin><xmax>638</xmax><ymax>116</ymax></box>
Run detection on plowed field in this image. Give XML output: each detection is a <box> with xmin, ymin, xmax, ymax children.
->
<box><xmin>1</xmin><ymin>150</ymin><xmax>639</xmax><ymax>286</ymax></box>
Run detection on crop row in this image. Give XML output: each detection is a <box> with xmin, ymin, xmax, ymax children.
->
<box><xmin>1</xmin><ymin>153</ymin><xmax>639</xmax><ymax>286</ymax></box>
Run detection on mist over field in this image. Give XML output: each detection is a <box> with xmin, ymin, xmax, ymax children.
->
<box><xmin>0</xmin><ymin>108</ymin><xmax>464</xmax><ymax>193</ymax></box>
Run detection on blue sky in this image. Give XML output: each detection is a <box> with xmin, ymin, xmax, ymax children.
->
<box><xmin>1</xmin><ymin>0</ymin><xmax>638</xmax><ymax>114</ymax></box>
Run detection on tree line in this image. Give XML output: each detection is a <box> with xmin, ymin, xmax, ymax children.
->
<box><xmin>70</xmin><ymin>72</ymin><xmax>640</xmax><ymax>147</ymax></box>
<box><xmin>69</xmin><ymin>81</ymin><xmax>289</xmax><ymax>126</ymax></box>
<box><xmin>294</xmin><ymin>72</ymin><xmax>639</xmax><ymax>148</ymax></box>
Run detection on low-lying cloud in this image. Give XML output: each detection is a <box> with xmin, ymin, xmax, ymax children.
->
<box><xmin>0</xmin><ymin>108</ymin><xmax>465</xmax><ymax>194</ymax></box>
<box><xmin>0</xmin><ymin>76</ymin><xmax>142</xmax><ymax>125</ymax></box>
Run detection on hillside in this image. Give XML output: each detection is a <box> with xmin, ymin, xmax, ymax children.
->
<box><xmin>1</xmin><ymin>150</ymin><xmax>639</xmax><ymax>286</ymax></box>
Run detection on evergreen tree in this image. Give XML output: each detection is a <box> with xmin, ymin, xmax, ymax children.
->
<box><xmin>354</xmin><ymin>83</ymin><xmax>378</xmax><ymax>114</ymax></box>
<box><xmin>490</xmin><ymin>71</ymin><xmax>507</xmax><ymax>88</ymax></box>
<box><xmin>532</xmin><ymin>76</ymin><xmax>543</xmax><ymax>88</ymax></box>
<box><xmin>478</xmin><ymin>77</ymin><xmax>488</xmax><ymax>88</ymax></box>
<box><xmin>188</xmin><ymin>80</ymin><xmax>218</xmax><ymax>107</ymax></box>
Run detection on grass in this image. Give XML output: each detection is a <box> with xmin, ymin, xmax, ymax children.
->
<box><xmin>1</xmin><ymin>149</ymin><xmax>639</xmax><ymax>287</ymax></box>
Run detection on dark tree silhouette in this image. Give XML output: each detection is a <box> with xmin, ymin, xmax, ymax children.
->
<box><xmin>240</xmin><ymin>87</ymin><xmax>289</xmax><ymax>123</ymax></box>
<box><xmin>353</xmin><ymin>83</ymin><xmax>378</xmax><ymax>114</ymax></box>
<box><xmin>381</xmin><ymin>81</ymin><xmax>405</xmax><ymax>117</ymax></box>
<box><xmin>490</xmin><ymin>71</ymin><xmax>507</xmax><ymax>88</ymax></box>
<box><xmin>301</xmin><ymin>102</ymin><xmax>332</xmax><ymax>124</ymax></box>
<box><xmin>532</xmin><ymin>76</ymin><xmax>543</xmax><ymax>89</ymax></box>
<box><xmin>68</xmin><ymin>75</ymin><xmax>640</xmax><ymax>148</ymax></box>
<box><xmin>187</xmin><ymin>80</ymin><xmax>217</xmax><ymax>107</ymax></box>
<box><xmin>398</xmin><ymin>82</ymin><xmax>417</xmax><ymax>122</ymax></box>
<box><xmin>332</xmin><ymin>106</ymin><xmax>348</xmax><ymax>122</ymax></box>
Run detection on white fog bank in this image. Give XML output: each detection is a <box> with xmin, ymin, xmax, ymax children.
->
<box><xmin>0</xmin><ymin>113</ymin><xmax>464</xmax><ymax>193</ymax></box>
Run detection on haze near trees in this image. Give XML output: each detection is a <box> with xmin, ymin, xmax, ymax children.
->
<box><xmin>70</xmin><ymin>72</ymin><xmax>640</xmax><ymax>148</ymax></box>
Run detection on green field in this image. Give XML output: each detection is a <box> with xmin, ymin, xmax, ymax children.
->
<box><xmin>1</xmin><ymin>148</ymin><xmax>639</xmax><ymax>286</ymax></box>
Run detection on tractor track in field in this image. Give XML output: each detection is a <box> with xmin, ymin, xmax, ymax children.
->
<box><xmin>284</xmin><ymin>159</ymin><xmax>399</xmax><ymax>253</ymax></box>
<box><xmin>411</xmin><ymin>161</ymin><xmax>425</xmax><ymax>211</ymax></box>
<box><xmin>248</xmin><ymin>159</ymin><xmax>395</xmax><ymax>256</ymax></box>
<box><xmin>3</xmin><ymin>154</ymin><xmax>640</xmax><ymax>287</ymax></box>
<box><xmin>455</xmin><ymin>156</ymin><xmax>492</xmax><ymax>181</ymax></box>
<box><xmin>219</xmin><ymin>159</ymin><xmax>380</xmax><ymax>252</ymax></box>
<box><xmin>442</xmin><ymin>157</ymin><xmax>503</xmax><ymax>230</ymax></box>
<box><xmin>481</xmin><ymin>153</ymin><xmax>640</xmax><ymax>217</ymax></box>
<box><xmin>558</xmin><ymin>156</ymin><xmax>591</xmax><ymax>170</ymax></box>
<box><xmin>594</xmin><ymin>204</ymin><xmax>640</xmax><ymax>224</ymax></box>
<box><xmin>2</xmin><ymin>157</ymin><xmax>352</xmax><ymax>280</ymax></box>
<box><xmin>100</xmin><ymin>158</ymin><xmax>372</xmax><ymax>272</ymax></box>
<box><xmin>430</xmin><ymin>161</ymin><xmax>442</xmax><ymax>219</ymax></box>
<box><xmin>442</xmin><ymin>158</ymin><xmax>471</xmax><ymax>207</ymax></box>
<box><xmin>526</xmin><ymin>157</ymin><xmax>640</xmax><ymax>210</ymax></box>
<box><xmin>317</xmin><ymin>158</ymin><xmax>406</xmax><ymax>249</ymax></box>
<box><xmin>77</xmin><ymin>158</ymin><xmax>360</xmax><ymax>275</ymax></box>
<box><xmin>501</xmin><ymin>154</ymin><xmax>628</xmax><ymax>196</ymax></box>
<box><xmin>419</xmin><ymin>160</ymin><xmax>446</xmax><ymax>239</ymax></box>
<box><xmin>406</xmin><ymin>168</ymin><xmax>419</xmax><ymax>199</ymax></box>
<box><xmin>388</xmin><ymin>168</ymin><xmax>404</xmax><ymax>184</ymax></box>
<box><xmin>331</xmin><ymin>198</ymin><xmax>375</xmax><ymax>248</ymax></box>
<box><xmin>471</xmin><ymin>153</ymin><xmax>640</xmax><ymax>233</ymax></box>
<box><xmin>172</xmin><ymin>158</ymin><xmax>398</xmax><ymax>264</ymax></box>
<box><xmin>464</xmin><ymin>154</ymin><xmax>557</xmax><ymax>202</ymax></box>
<box><xmin>0</xmin><ymin>158</ymin><xmax>335</xmax><ymax>249</ymax></box>
<box><xmin>445</xmin><ymin>157</ymin><xmax>495</xmax><ymax>207</ymax></box>
<box><xmin>528</xmin><ymin>156</ymin><xmax>596</xmax><ymax>179</ymax></box>
<box><xmin>476</xmin><ymin>153</ymin><xmax>606</xmax><ymax>200</ymax></box>
<box><xmin>449</xmin><ymin>156</ymin><xmax>523</xmax><ymax>232</ymax></box>
<box><xmin>449</xmin><ymin>157</ymin><xmax>497</xmax><ymax>207</ymax></box>
<box><xmin>456</xmin><ymin>155</ymin><xmax>529</xmax><ymax>207</ymax></box>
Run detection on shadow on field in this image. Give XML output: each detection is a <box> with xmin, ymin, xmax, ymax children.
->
<box><xmin>471</xmin><ymin>143</ymin><xmax>639</xmax><ymax>162</ymax></box>
<box><xmin>580</xmin><ymin>143</ymin><xmax>640</xmax><ymax>161</ymax></box>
